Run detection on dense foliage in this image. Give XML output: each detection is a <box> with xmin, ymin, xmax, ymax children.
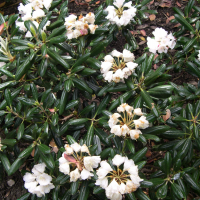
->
<box><xmin>0</xmin><ymin>0</ymin><xmax>200</xmax><ymax>199</ymax></box>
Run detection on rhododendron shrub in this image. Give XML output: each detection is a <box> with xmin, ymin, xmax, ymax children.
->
<box><xmin>0</xmin><ymin>0</ymin><xmax>200</xmax><ymax>199</ymax></box>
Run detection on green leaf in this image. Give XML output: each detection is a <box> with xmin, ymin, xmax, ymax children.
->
<box><xmin>97</xmin><ymin>82</ymin><xmax>114</xmax><ymax>96</ymax></box>
<box><xmin>142</xmin><ymin>125</ymin><xmax>170</xmax><ymax>135</ymax></box>
<box><xmin>143</xmin><ymin>134</ymin><xmax>160</xmax><ymax>142</ymax></box>
<box><xmin>65</xmin><ymin>79</ymin><xmax>73</xmax><ymax>92</ymax></box>
<box><xmin>156</xmin><ymin>183</ymin><xmax>168</xmax><ymax>199</ymax></box>
<box><xmin>17</xmin><ymin>123</ymin><xmax>24</xmax><ymax>140</ymax></box>
<box><xmin>72</xmin><ymin>78</ymin><xmax>93</xmax><ymax>94</ymax></box>
<box><xmin>135</xmin><ymin>188</ymin><xmax>150</xmax><ymax>200</ymax></box>
<box><xmin>186</xmin><ymin>61</ymin><xmax>200</xmax><ymax>79</ymax></box>
<box><xmin>171</xmin><ymin>182</ymin><xmax>186</xmax><ymax>199</ymax></box>
<box><xmin>59</xmin><ymin>89</ymin><xmax>68</xmax><ymax>115</ymax></box>
<box><xmin>72</xmin><ymin>53</ymin><xmax>90</xmax><ymax>68</ymax></box>
<box><xmin>17</xmin><ymin>193</ymin><xmax>30</xmax><ymax>200</ymax></box>
<box><xmin>49</xmin><ymin>35</ymin><xmax>67</xmax><ymax>44</ymax></box>
<box><xmin>90</xmin><ymin>40</ymin><xmax>108</xmax><ymax>57</ymax></box>
<box><xmin>38</xmin><ymin>144</ymin><xmax>51</xmax><ymax>154</ymax></box>
<box><xmin>127</xmin><ymin>192</ymin><xmax>137</xmax><ymax>200</ymax></box>
<box><xmin>163</xmin><ymin>152</ymin><xmax>172</xmax><ymax>176</ymax></box>
<box><xmin>4</xmin><ymin>89</ymin><xmax>12</xmax><ymax>106</ymax></box>
<box><xmin>78</xmin><ymin>181</ymin><xmax>89</xmax><ymax>200</ymax></box>
<box><xmin>0</xmin><ymin>81</ymin><xmax>14</xmax><ymax>91</ymax></box>
<box><xmin>141</xmin><ymin>89</ymin><xmax>159</xmax><ymax>117</ymax></box>
<box><xmin>174</xmin><ymin>14</ymin><xmax>195</xmax><ymax>33</ymax></box>
<box><xmin>66</xmin><ymin>135</ymin><xmax>76</xmax><ymax>145</ymax></box>
<box><xmin>126</xmin><ymin>138</ymin><xmax>135</xmax><ymax>154</ymax></box>
<box><xmin>40</xmin><ymin>152</ymin><xmax>55</xmax><ymax>170</ymax></box>
<box><xmin>85</xmin><ymin>57</ymin><xmax>101</xmax><ymax>69</ymax></box>
<box><xmin>183</xmin><ymin>173</ymin><xmax>200</xmax><ymax>194</ymax></box>
<box><xmin>95</xmin><ymin>94</ymin><xmax>111</xmax><ymax>116</ymax></box>
<box><xmin>69</xmin><ymin>118</ymin><xmax>88</xmax><ymax>126</ymax></box>
<box><xmin>30</xmin><ymin>83</ymin><xmax>38</xmax><ymax>101</ymax></box>
<box><xmin>18</xmin><ymin>145</ymin><xmax>34</xmax><ymax>158</ymax></box>
<box><xmin>0</xmin><ymin>152</ymin><xmax>11</xmax><ymax>174</ymax></box>
<box><xmin>85</xmin><ymin>124</ymin><xmax>94</xmax><ymax>146</ymax></box>
<box><xmin>65</xmin><ymin>100</ymin><xmax>79</xmax><ymax>110</ymax></box>
<box><xmin>8</xmin><ymin>157</ymin><xmax>25</xmax><ymax>176</ymax></box>
<box><xmin>131</xmin><ymin>147</ymin><xmax>147</xmax><ymax>163</ymax></box>
<box><xmin>47</xmin><ymin>48</ymin><xmax>69</xmax><ymax>70</ymax></box>
<box><xmin>71</xmin><ymin>181</ymin><xmax>79</xmax><ymax>195</ymax></box>
<box><xmin>15</xmin><ymin>52</ymin><xmax>35</xmax><ymax>81</ymax></box>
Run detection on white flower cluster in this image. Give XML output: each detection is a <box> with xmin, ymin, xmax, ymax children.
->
<box><xmin>23</xmin><ymin>163</ymin><xmax>55</xmax><ymax>197</ymax></box>
<box><xmin>198</xmin><ymin>50</ymin><xmax>200</xmax><ymax>61</ymax></box>
<box><xmin>96</xmin><ymin>154</ymin><xmax>143</xmax><ymax>200</ymax></box>
<box><xmin>16</xmin><ymin>0</ymin><xmax>52</xmax><ymax>37</ymax></box>
<box><xmin>147</xmin><ymin>27</ymin><xmax>176</xmax><ymax>54</ymax></box>
<box><xmin>101</xmin><ymin>49</ymin><xmax>138</xmax><ymax>83</ymax></box>
<box><xmin>59</xmin><ymin>143</ymin><xmax>101</xmax><ymax>182</ymax></box>
<box><xmin>108</xmin><ymin>103</ymin><xmax>149</xmax><ymax>140</ymax></box>
<box><xmin>65</xmin><ymin>13</ymin><xmax>98</xmax><ymax>39</ymax></box>
<box><xmin>105</xmin><ymin>0</ymin><xmax>137</xmax><ymax>27</ymax></box>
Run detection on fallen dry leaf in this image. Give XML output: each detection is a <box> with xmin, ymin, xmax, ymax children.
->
<box><xmin>130</xmin><ymin>30</ymin><xmax>140</xmax><ymax>35</ymax></box>
<box><xmin>140</xmin><ymin>36</ymin><xmax>146</xmax><ymax>41</ymax></box>
<box><xmin>138</xmin><ymin>41</ymin><xmax>146</xmax><ymax>45</ymax></box>
<box><xmin>96</xmin><ymin>1</ymin><xmax>100</xmax><ymax>4</ymax></box>
<box><xmin>159</xmin><ymin>0</ymin><xmax>172</xmax><ymax>8</ymax></box>
<box><xmin>137</xmin><ymin>24</ymin><xmax>148</xmax><ymax>29</ymax></box>
<box><xmin>176</xmin><ymin>1</ymin><xmax>181</xmax><ymax>7</ymax></box>
<box><xmin>163</xmin><ymin>109</ymin><xmax>171</xmax><ymax>121</ymax></box>
<box><xmin>85</xmin><ymin>0</ymin><xmax>91</xmax><ymax>2</ymax></box>
<box><xmin>0</xmin><ymin>11</ymin><xmax>4</xmax><ymax>15</ymax></box>
<box><xmin>153</xmin><ymin>64</ymin><xmax>158</xmax><ymax>69</ymax></box>
<box><xmin>150</xmin><ymin>0</ymin><xmax>154</xmax><ymax>4</ymax></box>
<box><xmin>31</xmin><ymin>148</ymin><xmax>35</xmax><ymax>157</ymax></box>
<box><xmin>145</xmin><ymin>150</ymin><xmax>152</xmax><ymax>158</ymax></box>
<box><xmin>149</xmin><ymin>14</ymin><xmax>156</xmax><ymax>21</ymax></box>
<box><xmin>154</xmin><ymin>54</ymin><xmax>158</xmax><ymax>60</ymax></box>
<box><xmin>140</xmin><ymin>30</ymin><xmax>146</xmax><ymax>36</ymax></box>
<box><xmin>166</xmin><ymin>16</ymin><xmax>175</xmax><ymax>24</ymax></box>
<box><xmin>0</xmin><ymin>2</ymin><xmax>5</xmax><ymax>8</ymax></box>
<box><xmin>173</xmin><ymin>23</ymin><xmax>181</xmax><ymax>28</ymax></box>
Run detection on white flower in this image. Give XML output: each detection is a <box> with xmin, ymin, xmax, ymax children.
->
<box><xmin>65</xmin><ymin>144</ymin><xmax>74</xmax><ymax>155</ymax></box>
<box><xmin>113</xmin><ymin>0</ymin><xmax>125</xmax><ymax>8</ymax></box>
<box><xmin>97</xmin><ymin>161</ymin><xmax>113</xmax><ymax>179</ymax></box>
<box><xmin>32</xmin><ymin>163</ymin><xmax>46</xmax><ymax>175</ymax></box>
<box><xmin>24</xmin><ymin>181</ymin><xmax>38</xmax><ymax>193</ymax></box>
<box><xmin>81</xmin><ymin>169</ymin><xmax>94</xmax><ymax>180</ymax></box>
<box><xmin>32</xmin><ymin>9</ymin><xmax>45</xmax><ymax>19</ymax></box>
<box><xmin>126</xmin><ymin>62</ymin><xmax>138</xmax><ymax>72</ymax></box>
<box><xmin>130</xmin><ymin>175</ymin><xmax>143</xmax><ymax>186</ymax></box>
<box><xmin>111</xmin><ymin>50</ymin><xmax>123</xmax><ymax>57</ymax></box>
<box><xmin>25</xmin><ymin>31</ymin><xmax>32</xmax><ymax>38</ymax></box>
<box><xmin>119</xmin><ymin>182</ymin><xmax>126</xmax><ymax>194</ymax></box>
<box><xmin>42</xmin><ymin>183</ymin><xmax>55</xmax><ymax>193</ymax></box>
<box><xmin>71</xmin><ymin>143</ymin><xmax>81</xmax><ymax>152</ymax></box>
<box><xmin>122</xmin><ymin>49</ymin><xmax>135</xmax><ymax>62</ymax></box>
<box><xmin>83</xmin><ymin>156</ymin><xmax>101</xmax><ymax>171</ymax></box>
<box><xmin>113</xmin><ymin>69</ymin><xmax>124</xmax><ymax>83</ymax></box>
<box><xmin>125</xmin><ymin>105</ymin><xmax>133</xmax><ymax>113</ymax></box>
<box><xmin>106</xmin><ymin>179</ymin><xmax>121</xmax><ymax>200</ymax></box>
<box><xmin>108</xmin><ymin>113</ymin><xmax>121</xmax><ymax>127</ymax></box>
<box><xmin>70</xmin><ymin>168</ymin><xmax>81</xmax><ymax>182</ymax></box>
<box><xmin>128</xmin><ymin>165</ymin><xmax>139</xmax><ymax>176</ymax></box>
<box><xmin>112</xmin><ymin>154</ymin><xmax>125</xmax><ymax>166</ymax></box>
<box><xmin>16</xmin><ymin>21</ymin><xmax>27</xmax><ymax>32</ymax></box>
<box><xmin>104</xmin><ymin>71</ymin><xmax>113</xmax><ymax>82</ymax></box>
<box><xmin>33</xmin><ymin>185</ymin><xmax>45</xmax><ymax>197</ymax></box>
<box><xmin>117</xmin><ymin>103</ymin><xmax>128</xmax><ymax>112</ymax></box>
<box><xmin>121</xmin><ymin>124</ymin><xmax>130</xmax><ymax>136</ymax></box>
<box><xmin>111</xmin><ymin>125</ymin><xmax>121</xmax><ymax>136</ymax></box>
<box><xmin>89</xmin><ymin>24</ymin><xmax>98</xmax><ymax>34</ymax></box>
<box><xmin>101</xmin><ymin>62</ymin><xmax>113</xmax><ymax>74</ymax></box>
<box><xmin>134</xmin><ymin>108</ymin><xmax>143</xmax><ymax>116</ymax></box>
<box><xmin>123</xmin><ymin>157</ymin><xmax>135</xmax><ymax>171</ymax></box>
<box><xmin>125</xmin><ymin>180</ymin><xmax>137</xmax><ymax>193</ymax></box>
<box><xmin>122</xmin><ymin>68</ymin><xmax>131</xmax><ymax>79</ymax></box>
<box><xmin>85</xmin><ymin>12</ymin><xmax>95</xmax><ymax>24</ymax></box>
<box><xmin>198</xmin><ymin>50</ymin><xmax>200</xmax><ymax>61</ymax></box>
<box><xmin>36</xmin><ymin>173</ymin><xmax>52</xmax><ymax>186</ymax></box>
<box><xmin>23</xmin><ymin>172</ymin><xmax>36</xmax><ymax>183</ymax></box>
<box><xmin>59</xmin><ymin>157</ymin><xmax>70</xmax><ymax>175</ymax></box>
<box><xmin>81</xmin><ymin>144</ymin><xmax>90</xmax><ymax>154</ymax></box>
<box><xmin>104</xmin><ymin>55</ymin><xmax>114</xmax><ymax>63</ymax></box>
<box><xmin>147</xmin><ymin>37</ymin><xmax>159</xmax><ymax>54</ymax></box>
<box><xmin>95</xmin><ymin>177</ymin><xmax>108</xmax><ymax>189</ymax></box>
<box><xmin>153</xmin><ymin>27</ymin><xmax>168</xmax><ymax>41</ymax></box>
<box><xmin>43</xmin><ymin>0</ymin><xmax>53</xmax><ymax>10</ymax></box>
<box><xmin>134</xmin><ymin>116</ymin><xmax>149</xmax><ymax>129</ymax></box>
<box><xmin>129</xmin><ymin>129</ymin><xmax>142</xmax><ymax>140</ymax></box>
